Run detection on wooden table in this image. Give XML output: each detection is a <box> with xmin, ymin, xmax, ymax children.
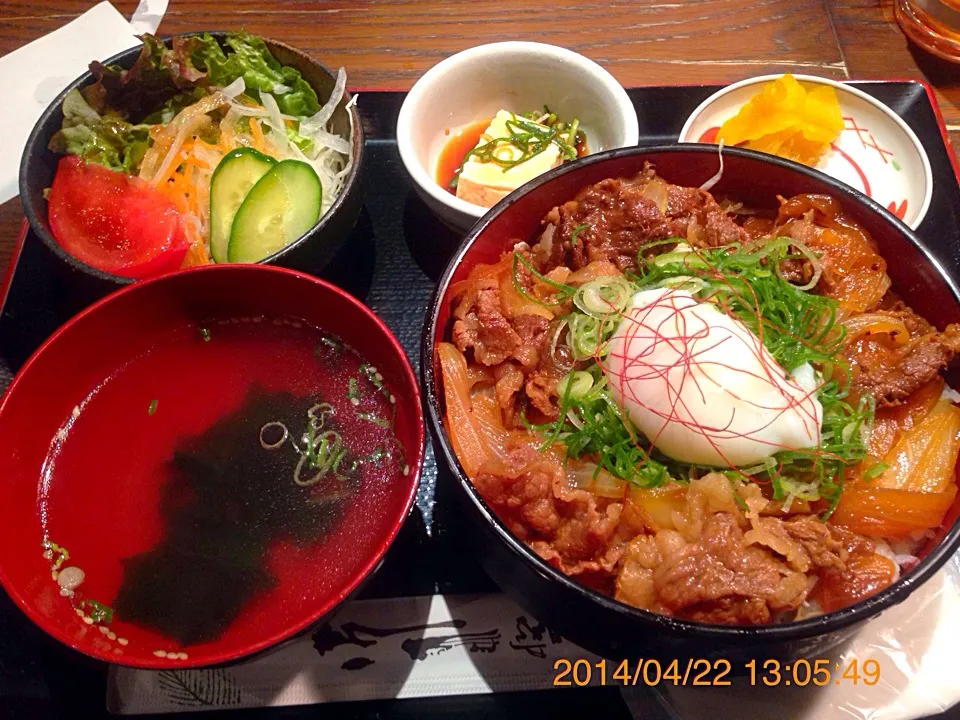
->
<box><xmin>0</xmin><ymin>0</ymin><xmax>957</xmax><ymax>276</ymax></box>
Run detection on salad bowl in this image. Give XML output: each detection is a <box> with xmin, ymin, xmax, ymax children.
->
<box><xmin>19</xmin><ymin>32</ymin><xmax>364</xmax><ymax>296</ymax></box>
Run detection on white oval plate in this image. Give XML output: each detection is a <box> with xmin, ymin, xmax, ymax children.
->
<box><xmin>678</xmin><ymin>75</ymin><xmax>933</xmax><ymax>230</ymax></box>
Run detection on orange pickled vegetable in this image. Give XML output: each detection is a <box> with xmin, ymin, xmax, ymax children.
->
<box><xmin>875</xmin><ymin>399</ymin><xmax>960</xmax><ymax>493</ymax></box>
<box><xmin>717</xmin><ymin>74</ymin><xmax>843</xmax><ymax>166</ymax></box>
<box><xmin>813</xmin><ymin>550</ymin><xmax>897</xmax><ymax>612</ymax></box>
<box><xmin>831</xmin><ymin>484</ymin><xmax>957</xmax><ymax>538</ymax></box>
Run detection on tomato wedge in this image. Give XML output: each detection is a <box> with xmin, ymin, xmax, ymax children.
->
<box><xmin>47</xmin><ymin>156</ymin><xmax>190</xmax><ymax>279</ymax></box>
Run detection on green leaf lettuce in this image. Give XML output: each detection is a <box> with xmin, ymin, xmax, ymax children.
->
<box><xmin>48</xmin><ymin>90</ymin><xmax>151</xmax><ymax>173</ymax></box>
<box><xmin>186</xmin><ymin>31</ymin><xmax>320</xmax><ymax>116</ymax></box>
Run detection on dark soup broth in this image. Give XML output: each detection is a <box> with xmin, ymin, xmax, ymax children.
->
<box><xmin>38</xmin><ymin>317</ymin><xmax>409</xmax><ymax>655</ymax></box>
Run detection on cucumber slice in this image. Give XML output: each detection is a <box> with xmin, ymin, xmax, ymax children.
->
<box><xmin>209</xmin><ymin>148</ymin><xmax>276</xmax><ymax>263</ymax></box>
<box><xmin>227</xmin><ymin>160</ymin><xmax>322</xmax><ymax>263</ymax></box>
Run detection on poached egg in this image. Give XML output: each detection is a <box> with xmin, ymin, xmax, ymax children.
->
<box><xmin>603</xmin><ymin>287</ymin><xmax>822</xmax><ymax>467</ymax></box>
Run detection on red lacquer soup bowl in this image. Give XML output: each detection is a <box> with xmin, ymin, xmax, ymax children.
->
<box><xmin>0</xmin><ymin>264</ymin><xmax>424</xmax><ymax>668</ymax></box>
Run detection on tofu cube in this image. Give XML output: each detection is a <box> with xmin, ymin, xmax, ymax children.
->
<box><xmin>456</xmin><ymin>110</ymin><xmax>562</xmax><ymax>208</ymax></box>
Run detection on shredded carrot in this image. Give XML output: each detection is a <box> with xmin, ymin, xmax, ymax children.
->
<box><xmin>249</xmin><ymin>117</ymin><xmax>267</xmax><ymax>153</ymax></box>
<box><xmin>179</xmin><ymin>220</ymin><xmax>210</xmax><ymax>267</ymax></box>
<box><xmin>182</xmin><ymin>155</ymin><xmax>211</xmax><ymax>171</ymax></box>
<box><xmin>193</xmin><ymin>138</ymin><xmax>217</xmax><ymax>154</ymax></box>
<box><xmin>154</xmin><ymin>150</ymin><xmax>187</xmax><ymax>187</ymax></box>
<box><xmin>219</xmin><ymin>125</ymin><xmax>235</xmax><ymax>152</ymax></box>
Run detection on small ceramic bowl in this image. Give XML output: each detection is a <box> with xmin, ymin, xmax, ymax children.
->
<box><xmin>678</xmin><ymin>75</ymin><xmax>933</xmax><ymax>229</ymax></box>
<box><xmin>397</xmin><ymin>42</ymin><xmax>639</xmax><ymax>231</ymax></box>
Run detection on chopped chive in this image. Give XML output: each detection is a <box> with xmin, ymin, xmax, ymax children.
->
<box><xmin>346</xmin><ymin>377</ymin><xmax>360</xmax><ymax>401</ymax></box>
<box><xmin>861</xmin><ymin>461</ymin><xmax>889</xmax><ymax>481</ymax></box>
<box><xmin>357</xmin><ymin>412</ymin><xmax>390</xmax><ymax>429</ymax></box>
<box><xmin>570</xmin><ymin>223</ymin><xmax>589</xmax><ymax>246</ymax></box>
<box><xmin>148</xmin><ymin>399</ymin><xmax>158</xmax><ymax>416</ymax></box>
<box><xmin>83</xmin><ymin>600</ymin><xmax>114</xmax><ymax>624</ymax></box>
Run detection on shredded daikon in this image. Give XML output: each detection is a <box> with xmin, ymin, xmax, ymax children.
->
<box><xmin>221</xmin><ymin>77</ymin><xmax>246</xmax><ymax>99</ymax></box>
<box><xmin>301</xmin><ymin>68</ymin><xmax>347</xmax><ymax>133</ymax></box>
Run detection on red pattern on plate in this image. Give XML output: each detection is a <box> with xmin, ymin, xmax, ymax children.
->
<box><xmin>888</xmin><ymin>199</ymin><xmax>908</xmax><ymax>219</ymax></box>
<box><xmin>829</xmin><ymin>142</ymin><xmax>872</xmax><ymax>196</ymax></box>
<box><xmin>844</xmin><ymin>116</ymin><xmax>894</xmax><ymax>164</ymax></box>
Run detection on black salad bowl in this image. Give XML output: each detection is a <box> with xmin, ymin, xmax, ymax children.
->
<box><xmin>421</xmin><ymin>144</ymin><xmax>960</xmax><ymax>665</ymax></box>
<box><xmin>19</xmin><ymin>32</ymin><xmax>364</xmax><ymax>301</ymax></box>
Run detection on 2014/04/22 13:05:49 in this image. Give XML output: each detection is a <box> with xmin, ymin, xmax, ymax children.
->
<box><xmin>552</xmin><ymin>658</ymin><xmax>881</xmax><ymax>687</ymax></box>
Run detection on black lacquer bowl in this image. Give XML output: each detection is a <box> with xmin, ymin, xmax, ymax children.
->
<box><xmin>422</xmin><ymin>145</ymin><xmax>960</xmax><ymax>664</ymax></box>
<box><xmin>18</xmin><ymin>32</ymin><xmax>363</xmax><ymax>300</ymax></box>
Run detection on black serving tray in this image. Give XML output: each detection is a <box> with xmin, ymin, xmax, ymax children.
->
<box><xmin>1</xmin><ymin>84</ymin><xmax>958</xmax><ymax>719</ymax></box>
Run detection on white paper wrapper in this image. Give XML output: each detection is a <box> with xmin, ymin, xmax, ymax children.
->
<box><xmin>130</xmin><ymin>0</ymin><xmax>169</xmax><ymax>35</ymax></box>
<box><xmin>0</xmin><ymin>0</ymin><xmax>169</xmax><ymax>204</ymax></box>
<box><xmin>110</xmin><ymin>559</ymin><xmax>960</xmax><ymax>718</ymax></box>
<box><xmin>107</xmin><ymin>593</ymin><xmax>602</xmax><ymax>713</ymax></box>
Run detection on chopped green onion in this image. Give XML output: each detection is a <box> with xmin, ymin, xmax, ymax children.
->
<box><xmin>199</xmin><ymin>327</ymin><xmax>211</xmax><ymax>342</ymax></box>
<box><xmin>347</xmin><ymin>377</ymin><xmax>360</xmax><ymax>401</ymax></box>
<box><xmin>316</xmin><ymin>335</ymin><xmax>342</xmax><ymax>357</ymax></box>
<box><xmin>83</xmin><ymin>600</ymin><xmax>113</xmax><ymax>624</ymax></box>
<box><xmin>148</xmin><ymin>399</ymin><xmax>158</xmax><ymax>416</ymax></box>
<box><xmin>359</xmin><ymin>363</ymin><xmax>391</xmax><ymax>400</ymax></box>
<box><xmin>462</xmin><ymin>109</ymin><xmax>582</xmax><ymax>174</ymax></box>
<box><xmin>861</xmin><ymin>461</ymin><xmax>889</xmax><ymax>481</ymax></box>
<box><xmin>511</xmin><ymin>251</ymin><xmax>577</xmax><ymax>307</ymax></box>
<box><xmin>358</xmin><ymin>412</ymin><xmax>390</xmax><ymax>429</ymax></box>
<box><xmin>557</xmin><ymin>371</ymin><xmax>594</xmax><ymax>401</ymax></box>
<box><xmin>570</xmin><ymin>223</ymin><xmax>589</xmax><ymax>246</ymax></box>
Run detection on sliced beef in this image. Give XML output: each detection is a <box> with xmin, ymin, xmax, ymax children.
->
<box><xmin>525</xmin><ymin>370</ymin><xmax>560</xmax><ymax>420</ymax></box>
<box><xmin>683</xmin><ymin>597</ymin><xmax>772</xmax><ymax>625</ymax></box>
<box><xmin>473</xmin><ymin>446</ymin><xmax>623</xmax><ymax>576</ymax></box>
<box><xmin>493</xmin><ymin>363</ymin><xmax>525</xmax><ymax>422</ymax></box>
<box><xmin>653</xmin><ymin>513</ymin><xmax>809</xmax><ymax>617</ymax></box>
<box><xmin>512</xmin><ymin>314</ymin><xmax>551</xmax><ymax>369</ymax></box>
<box><xmin>451</xmin><ymin>277</ymin><xmax>520</xmax><ymax>366</ymax></box>
<box><xmin>842</xmin><ymin>310</ymin><xmax>960</xmax><ymax>406</ymax></box>
<box><xmin>744</xmin><ymin>512</ymin><xmax>847</xmax><ymax>573</ymax></box>
<box><xmin>533</xmin><ymin>166</ymin><xmax>748</xmax><ymax>273</ymax></box>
